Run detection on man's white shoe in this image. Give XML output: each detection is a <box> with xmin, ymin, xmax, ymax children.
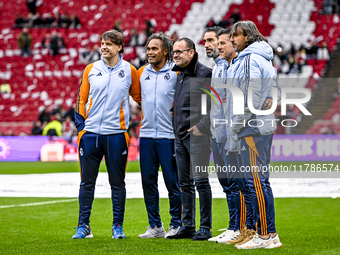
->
<box><xmin>215</xmin><ymin>230</ymin><xmax>239</xmax><ymax>243</ymax></box>
<box><xmin>208</xmin><ymin>228</ymin><xmax>229</xmax><ymax>242</ymax></box>
<box><xmin>138</xmin><ymin>225</ymin><xmax>166</xmax><ymax>238</ymax></box>
<box><xmin>237</xmin><ymin>234</ymin><xmax>275</xmax><ymax>249</ymax></box>
<box><xmin>272</xmin><ymin>234</ymin><xmax>282</xmax><ymax>248</ymax></box>
<box><xmin>164</xmin><ymin>225</ymin><xmax>180</xmax><ymax>238</ymax></box>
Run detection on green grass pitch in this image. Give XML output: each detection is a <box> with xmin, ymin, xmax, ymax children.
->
<box><xmin>0</xmin><ymin>161</ymin><xmax>339</xmax><ymax>254</ymax></box>
<box><xmin>1</xmin><ymin>161</ymin><xmax>340</xmax><ymax>174</ymax></box>
<box><xmin>1</xmin><ymin>197</ymin><xmax>339</xmax><ymax>254</ymax></box>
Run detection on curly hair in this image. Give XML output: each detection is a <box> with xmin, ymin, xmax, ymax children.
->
<box><xmin>145</xmin><ymin>32</ymin><xmax>173</xmax><ymax>63</ymax></box>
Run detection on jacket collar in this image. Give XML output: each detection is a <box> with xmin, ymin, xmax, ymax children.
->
<box><xmin>101</xmin><ymin>54</ymin><xmax>123</xmax><ymax>71</ymax></box>
<box><xmin>146</xmin><ymin>61</ymin><xmax>174</xmax><ymax>73</ymax></box>
<box><xmin>172</xmin><ymin>52</ymin><xmax>198</xmax><ymax>76</ymax></box>
<box><xmin>213</xmin><ymin>56</ymin><xmax>223</xmax><ymax>65</ymax></box>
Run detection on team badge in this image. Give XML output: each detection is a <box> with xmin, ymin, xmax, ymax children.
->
<box><xmin>218</xmin><ymin>70</ymin><xmax>222</xmax><ymax>77</ymax></box>
<box><xmin>79</xmin><ymin>148</ymin><xmax>83</xmax><ymax>156</ymax></box>
<box><xmin>118</xmin><ymin>70</ymin><xmax>125</xmax><ymax>78</ymax></box>
<box><xmin>164</xmin><ymin>72</ymin><xmax>170</xmax><ymax>81</ymax></box>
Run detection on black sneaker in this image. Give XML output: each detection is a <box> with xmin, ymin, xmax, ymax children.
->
<box><xmin>166</xmin><ymin>226</ymin><xmax>196</xmax><ymax>239</ymax></box>
<box><xmin>192</xmin><ymin>228</ymin><xmax>212</xmax><ymax>241</ymax></box>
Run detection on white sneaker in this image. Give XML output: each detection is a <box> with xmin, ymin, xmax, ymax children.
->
<box><xmin>213</xmin><ymin>230</ymin><xmax>237</xmax><ymax>243</ymax></box>
<box><xmin>164</xmin><ymin>225</ymin><xmax>180</xmax><ymax>238</ymax></box>
<box><xmin>138</xmin><ymin>225</ymin><xmax>166</xmax><ymax>238</ymax></box>
<box><xmin>272</xmin><ymin>234</ymin><xmax>282</xmax><ymax>248</ymax></box>
<box><xmin>237</xmin><ymin>234</ymin><xmax>275</xmax><ymax>249</ymax></box>
<box><xmin>208</xmin><ymin>228</ymin><xmax>228</xmax><ymax>242</ymax></box>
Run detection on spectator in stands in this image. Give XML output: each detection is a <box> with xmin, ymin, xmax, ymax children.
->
<box><xmin>65</xmin><ymin>103</ymin><xmax>76</xmax><ymax>122</ymax></box>
<box><xmin>229</xmin><ymin>7</ymin><xmax>241</xmax><ymax>24</ymax></box>
<box><xmin>50</xmin><ymin>31</ymin><xmax>65</xmax><ymax>56</ymax></box>
<box><xmin>323</xmin><ymin>0</ymin><xmax>334</xmax><ymax>14</ymax></box>
<box><xmin>138</xmin><ymin>29</ymin><xmax>147</xmax><ymax>46</ymax></box>
<box><xmin>60</xmin><ymin>13</ymin><xmax>72</xmax><ymax>28</ymax></box>
<box><xmin>217</xmin><ymin>15</ymin><xmax>231</xmax><ymax>28</ymax></box>
<box><xmin>33</xmin><ymin>12</ymin><xmax>44</xmax><ymax>27</ymax></box>
<box><xmin>0</xmin><ymin>81</ymin><xmax>11</xmax><ymax>94</ymax></box>
<box><xmin>17</xmin><ymin>27</ymin><xmax>33</xmax><ymax>57</ymax></box>
<box><xmin>85</xmin><ymin>45</ymin><xmax>101</xmax><ymax>63</ymax></box>
<box><xmin>44</xmin><ymin>13</ymin><xmax>56</xmax><ymax>27</ymax></box>
<box><xmin>51</xmin><ymin>12</ymin><xmax>62</xmax><ymax>27</ymax></box>
<box><xmin>69</xmin><ymin>13</ymin><xmax>81</xmax><ymax>28</ymax></box>
<box><xmin>62</xmin><ymin>115</ymin><xmax>75</xmax><ymax>141</ymax></box>
<box><xmin>42</xmin><ymin>33</ymin><xmax>52</xmax><ymax>49</ymax></box>
<box><xmin>307</xmin><ymin>40</ymin><xmax>319</xmax><ymax>59</ymax></box>
<box><xmin>52</xmin><ymin>104</ymin><xmax>67</xmax><ymax>120</ymax></box>
<box><xmin>42</xmin><ymin>114</ymin><xmax>62</xmax><ymax>137</ymax></box>
<box><xmin>317</xmin><ymin>41</ymin><xmax>331</xmax><ymax>60</ymax></box>
<box><xmin>38</xmin><ymin>107</ymin><xmax>51</xmax><ymax>125</ymax></box>
<box><xmin>80</xmin><ymin>46</ymin><xmax>91</xmax><ymax>63</ymax></box>
<box><xmin>280</xmin><ymin>60</ymin><xmax>290</xmax><ymax>74</ymax></box>
<box><xmin>289</xmin><ymin>55</ymin><xmax>302</xmax><ymax>74</ymax></box>
<box><xmin>31</xmin><ymin>121</ymin><xmax>43</xmax><ymax>135</ymax></box>
<box><xmin>129</xmin><ymin>28</ymin><xmax>139</xmax><ymax>46</ymax></box>
<box><xmin>145</xmin><ymin>19</ymin><xmax>156</xmax><ymax>38</ymax></box>
<box><xmin>287</xmin><ymin>42</ymin><xmax>296</xmax><ymax>56</ymax></box>
<box><xmin>26</xmin><ymin>0</ymin><xmax>36</xmax><ymax>15</ymax></box>
<box><xmin>114</xmin><ymin>19</ymin><xmax>123</xmax><ymax>33</ymax></box>
<box><xmin>14</xmin><ymin>13</ymin><xmax>28</xmax><ymax>29</ymax></box>
<box><xmin>171</xmin><ymin>31</ymin><xmax>179</xmax><ymax>42</ymax></box>
<box><xmin>25</xmin><ymin>13</ymin><xmax>34</xmax><ymax>28</ymax></box>
<box><xmin>0</xmin><ymin>131</ymin><xmax>3</xmax><ymax>136</ymax></box>
<box><xmin>295</xmin><ymin>49</ymin><xmax>306</xmax><ymax>65</ymax></box>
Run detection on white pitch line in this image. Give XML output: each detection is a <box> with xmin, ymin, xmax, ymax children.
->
<box><xmin>0</xmin><ymin>199</ymin><xmax>78</xmax><ymax>209</ymax></box>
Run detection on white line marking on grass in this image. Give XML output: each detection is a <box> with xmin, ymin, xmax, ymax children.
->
<box><xmin>0</xmin><ymin>199</ymin><xmax>78</xmax><ymax>209</ymax></box>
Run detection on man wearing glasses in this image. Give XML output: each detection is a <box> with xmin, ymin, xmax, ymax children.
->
<box><xmin>167</xmin><ymin>38</ymin><xmax>213</xmax><ymax>241</ymax></box>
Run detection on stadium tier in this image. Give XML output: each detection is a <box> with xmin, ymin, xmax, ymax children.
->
<box><xmin>0</xmin><ymin>0</ymin><xmax>339</xmax><ymax>135</ymax></box>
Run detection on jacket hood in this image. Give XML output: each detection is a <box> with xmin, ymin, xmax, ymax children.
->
<box><xmin>145</xmin><ymin>61</ymin><xmax>174</xmax><ymax>73</ymax></box>
<box><xmin>237</xmin><ymin>41</ymin><xmax>273</xmax><ymax>61</ymax></box>
<box><xmin>172</xmin><ymin>52</ymin><xmax>198</xmax><ymax>76</ymax></box>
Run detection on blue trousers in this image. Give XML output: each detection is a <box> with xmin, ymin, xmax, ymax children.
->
<box><xmin>225</xmin><ymin>151</ymin><xmax>254</xmax><ymax>231</ymax></box>
<box><xmin>139</xmin><ymin>138</ymin><xmax>182</xmax><ymax>228</ymax></box>
<box><xmin>77</xmin><ymin>131</ymin><xmax>128</xmax><ymax>227</ymax></box>
<box><xmin>175</xmin><ymin>135</ymin><xmax>212</xmax><ymax>230</ymax></box>
<box><xmin>212</xmin><ymin>139</ymin><xmax>238</xmax><ymax>231</ymax></box>
<box><xmin>240</xmin><ymin>135</ymin><xmax>276</xmax><ymax>235</ymax></box>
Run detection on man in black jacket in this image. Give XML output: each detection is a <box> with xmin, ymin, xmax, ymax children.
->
<box><xmin>167</xmin><ymin>38</ymin><xmax>212</xmax><ymax>241</ymax></box>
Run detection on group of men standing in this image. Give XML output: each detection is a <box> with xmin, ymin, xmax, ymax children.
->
<box><xmin>72</xmin><ymin>20</ymin><xmax>282</xmax><ymax>250</ymax></box>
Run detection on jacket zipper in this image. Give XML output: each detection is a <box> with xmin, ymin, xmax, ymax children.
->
<box><xmin>154</xmin><ymin>73</ymin><xmax>158</xmax><ymax>137</ymax></box>
<box><xmin>98</xmin><ymin>68</ymin><xmax>112</xmax><ymax>135</ymax></box>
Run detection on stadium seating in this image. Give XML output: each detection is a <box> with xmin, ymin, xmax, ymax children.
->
<box><xmin>0</xmin><ymin>0</ymin><xmax>337</xmax><ymax>135</ymax></box>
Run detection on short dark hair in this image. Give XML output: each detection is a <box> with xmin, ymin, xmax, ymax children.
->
<box><xmin>145</xmin><ymin>32</ymin><xmax>173</xmax><ymax>62</ymax></box>
<box><xmin>205</xmin><ymin>26</ymin><xmax>222</xmax><ymax>36</ymax></box>
<box><xmin>100</xmin><ymin>30</ymin><xmax>125</xmax><ymax>53</ymax></box>
<box><xmin>217</xmin><ymin>28</ymin><xmax>231</xmax><ymax>38</ymax></box>
<box><xmin>176</xmin><ymin>37</ymin><xmax>196</xmax><ymax>52</ymax></box>
<box><xmin>230</xmin><ymin>21</ymin><xmax>268</xmax><ymax>49</ymax></box>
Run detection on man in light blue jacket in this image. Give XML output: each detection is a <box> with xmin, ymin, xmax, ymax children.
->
<box><xmin>203</xmin><ymin>26</ymin><xmax>240</xmax><ymax>244</ymax></box>
<box><xmin>227</xmin><ymin>21</ymin><xmax>282</xmax><ymax>250</ymax></box>
<box><xmin>138</xmin><ymin>33</ymin><xmax>182</xmax><ymax>239</ymax></box>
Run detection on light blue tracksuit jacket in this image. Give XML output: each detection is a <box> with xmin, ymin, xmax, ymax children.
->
<box><xmin>210</xmin><ymin>56</ymin><xmax>228</xmax><ymax>143</ymax></box>
<box><xmin>139</xmin><ymin>62</ymin><xmax>176</xmax><ymax>139</ymax></box>
<box><xmin>226</xmin><ymin>41</ymin><xmax>281</xmax><ymax>144</ymax></box>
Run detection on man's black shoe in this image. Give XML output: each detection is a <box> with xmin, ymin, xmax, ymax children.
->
<box><xmin>192</xmin><ymin>228</ymin><xmax>212</xmax><ymax>241</ymax></box>
<box><xmin>166</xmin><ymin>226</ymin><xmax>196</xmax><ymax>239</ymax></box>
